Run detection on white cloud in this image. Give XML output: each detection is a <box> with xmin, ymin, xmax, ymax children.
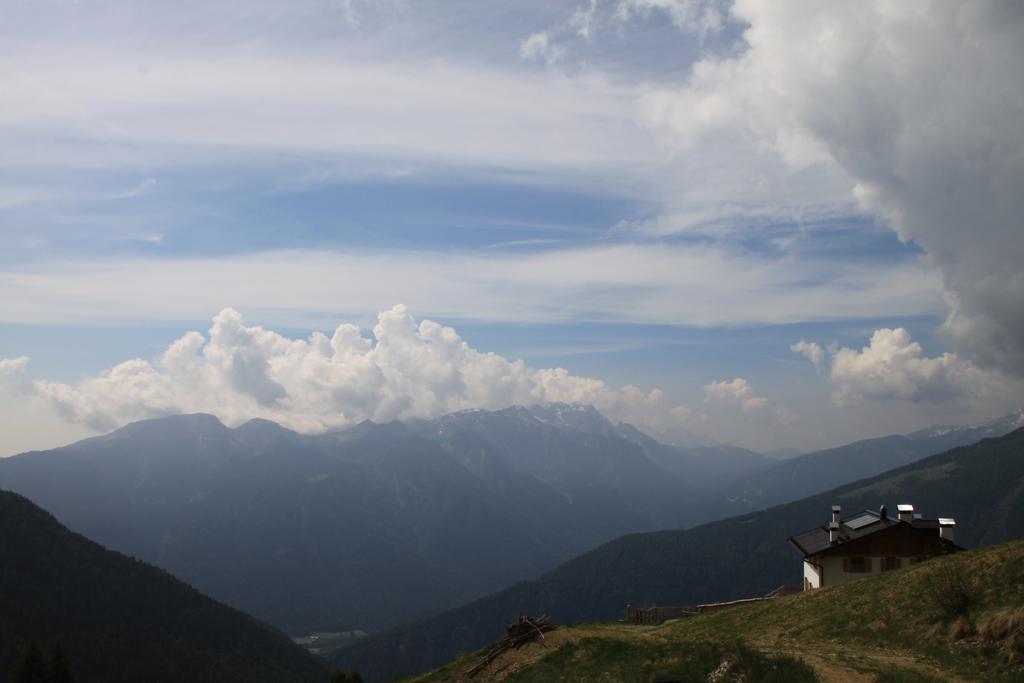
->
<box><xmin>0</xmin><ymin>244</ymin><xmax>943</xmax><ymax>328</ymax></box>
<box><xmin>793</xmin><ymin>328</ymin><xmax>1020</xmax><ymax>408</ymax></box>
<box><xmin>615</xmin><ymin>0</ymin><xmax>726</xmax><ymax>36</ymax></box>
<box><xmin>570</xmin><ymin>0</ymin><xmax>600</xmax><ymax>40</ymax></box>
<box><xmin>704</xmin><ymin>377</ymin><xmax>765</xmax><ymax>412</ymax></box>
<box><xmin>0</xmin><ymin>55</ymin><xmax>652</xmax><ymax>176</ymax></box>
<box><xmin>519</xmin><ymin>32</ymin><xmax>566</xmax><ymax>64</ymax></box>
<box><xmin>790</xmin><ymin>340</ymin><xmax>823</xmax><ymax>373</ymax></box>
<box><xmin>641</xmin><ymin>1</ymin><xmax>1024</xmax><ymax>374</ymax></box>
<box><xmin>704</xmin><ymin>376</ymin><xmax>795</xmax><ymax>425</ymax></box>
<box><xmin>525</xmin><ymin>0</ymin><xmax>727</xmax><ymax>67</ymax></box>
<box><xmin>0</xmin><ymin>356</ymin><xmax>30</xmax><ymax>382</ymax></box>
<box><xmin>25</xmin><ymin>306</ymin><xmax>699</xmax><ymax>436</ymax></box>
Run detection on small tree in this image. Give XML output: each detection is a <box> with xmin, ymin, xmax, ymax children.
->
<box><xmin>13</xmin><ymin>641</ymin><xmax>47</xmax><ymax>683</ymax></box>
<box><xmin>928</xmin><ymin>560</ymin><xmax>977</xmax><ymax>621</ymax></box>
<box><xmin>49</xmin><ymin>645</ymin><xmax>74</xmax><ymax>683</ymax></box>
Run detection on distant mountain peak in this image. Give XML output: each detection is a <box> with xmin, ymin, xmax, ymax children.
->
<box><xmin>907</xmin><ymin>409</ymin><xmax>1024</xmax><ymax>440</ymax></box>
<box><xmin>233</xmin><ymin>417</ymin><xmax>298</xmax><ymax>440</ymax></box>
<box><xmin>104</xmin><ymin>412</ymin><xmax>227</xmax><ymax>439</ymax></box>
<box><xmin>237</xmin><ymin>417</ymin><xmax>282</xmax><ymax>428</ymax></box>
<box><xmin>331</xmin><ymin>417</ymin><xmax>410</xmax><ymax>443</ymax></box>
<box><xmin>522</xmin><ymin>402</ymin><xmax>618</xmax><ymax>435</ymax></box>
<box><xmin>425</xmin><ymin>403</ymin><xmax>619</xmax><ymax>438</ymax></box>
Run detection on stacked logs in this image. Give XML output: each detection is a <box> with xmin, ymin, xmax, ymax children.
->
<box><xmin>463</xmin><ymin>615</ymin><xmax>557</xmax><ymax>677</ymax></box>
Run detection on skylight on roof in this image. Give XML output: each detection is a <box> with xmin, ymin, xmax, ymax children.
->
<box><xmin>845</xmin><ymin>513</ymin><xmax>880</xmax><ymax>530</ymax></box>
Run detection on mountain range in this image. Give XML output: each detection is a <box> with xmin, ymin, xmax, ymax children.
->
<box><xmin>708</xmin><ymin>410</ymin><xmax>1024</xmax><ymax>521</ymax></box>
<box><xmin>0</xmin><ymin>403</ymin><xmax>1018</xmax><ymax>641</ymax></box>
<box><xmin>0</xmin><ymin>404</ymin><xmax>746</xmax><ymax>635</ymax></box>
<box><xmin>331</xmin><ymin>425</ymin><xmax>1024</xmax><ymax>681</ymax></box>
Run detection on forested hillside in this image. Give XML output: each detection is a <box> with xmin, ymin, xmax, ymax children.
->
<box><xmin>712</xmin><ymin>411</ymin><xmax>1024</xmax><ymax>520</ymax></box>
<box><xmin>0</xmin><ymin>490</ymin><xmax>329</xmax><ymax>683</ymax></box>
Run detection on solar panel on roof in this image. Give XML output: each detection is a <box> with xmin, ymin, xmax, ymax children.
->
<box><xmin>845</xmin><ymin>513</ymin><xmax>879</xmax><ymax>530</ymax></box>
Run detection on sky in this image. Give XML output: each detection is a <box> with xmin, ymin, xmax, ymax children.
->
<box><xmin>1</xmin><ymin>0</ymin><xmax>1022</xmax><ymax>455</ymax></box>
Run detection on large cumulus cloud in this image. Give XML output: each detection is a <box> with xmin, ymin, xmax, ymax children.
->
<box><xmin>643</xmin><ymin>1</ymin><xmax>1024</xmax><ymax>373</ymax></box>
<box><xmin>792</xmin><ymin>328</ymin><xmax>1020</xmax><ymax>408</ymax></box>
<box><xmin>25</xmin><ymin>306</ymin><xmax>692</xmax><ymax>436</ymax></box>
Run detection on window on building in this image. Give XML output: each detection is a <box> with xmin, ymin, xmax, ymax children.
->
<box><xmin>881</xmin><ymin>557</ymin><xmax>900</xmax><ymax>572</ymax></box>
<box><xmin>843</xmin><ymin>556</ymin><xmax>870</xmax><ymax>573</ymax></box>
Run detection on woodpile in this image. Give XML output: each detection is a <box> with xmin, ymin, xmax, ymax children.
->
<box><xmin>464</xmin><ymin>615</ymin><xmax>557</xmax><ymax>677</ymax></box>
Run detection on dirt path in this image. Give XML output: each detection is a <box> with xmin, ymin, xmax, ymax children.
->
<box><xmin>796</xmin><ymin>653</ymin><xmax>875</xmax><ymax>683</ymax></box>
<box><xmin>425</xmin><ymin>623</ymin><xmax>971</xmax><ymax>683</ymax></box>
<box><xmin>760</xmin><ymin>641</ymin><xmax>972</xmax><ymax>683</ymax></box>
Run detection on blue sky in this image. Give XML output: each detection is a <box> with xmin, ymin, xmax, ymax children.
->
<box><xmin>1</xmin><ymin>1</ymin><xmax>1021</xmax><ymax>455</ymax></box>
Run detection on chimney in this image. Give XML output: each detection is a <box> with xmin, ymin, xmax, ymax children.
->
<box><xmin>828</xmin><ymin>521</ymin><xmax>839</xmax><ymax>544</ymax></box>
<box><xmin>898</xmin><ymin>504</ymin><xmax>914</xmax><ymax>522</ymax></box>
<box><xmin>879</xmin><ymin>505</ymin><xmax>888</xmax><ymax>520</ymax></box>
<box><xmin>939</xmin><ymin>518</ymin><xmax>956</xmax><ymax>542</ymax></box>
<box><xmin>831</xmin><ymin>505</ymin><xmax>841</xmax><ymax>526</ymax></box>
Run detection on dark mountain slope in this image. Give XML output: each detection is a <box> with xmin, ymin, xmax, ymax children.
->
<box><xmin>333</xmin><ymin>427</ymin><xmax>1024</xmax><ymax>681</ymax></box>
<box><xmin>0</xmin><ymin>489</ymin><xmax>328</xmax><ymax>683</ymax></box>
<box><xmin>714</xmin><ymin>410</ymin><xmax>1024</xmax><ymax>518</ymax></box>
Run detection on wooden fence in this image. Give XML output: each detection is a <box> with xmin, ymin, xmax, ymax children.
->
<box><xmin>624</xmin><ymin>596</ymin><xmax>774</xmax><ymax>625</ymax></box>
<box><xmin>624</xmin><ymin>605</ymin><xmax>699</xmax><ymax>624</ymax></box>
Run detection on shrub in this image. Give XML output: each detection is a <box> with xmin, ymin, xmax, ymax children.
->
<box><xmin>949</xmin><ymin>617</ymin><xmax>975</xmax><ymax>642</ymax></box>
<box><xmin>979</xmin><ymin>610</ymin><xmax>1021</xmax><ymax>642</ymax></box>
<box><xmin>13</xmin><ymin>641</ymin><xmax>46</xmax><ymax>683</ymax></box>
<box><xmin>1006</xmin><ymin>634</ymin><xmax>1024</xmax><ymax>665</ymax></box>
<box><xmin>926</xmin><ymin>561</ymin><xmax>978</xmax><ymax>621</ymax></box>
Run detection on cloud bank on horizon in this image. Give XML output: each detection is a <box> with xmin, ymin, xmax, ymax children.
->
<box><xmin>9</xmin><ymin>307</ymin><xmax>707</xmax><ymax>440</ymax></box>
<box><xmin>2</xmin><ymin>307</ymin><xmax>1017</xmax><ymax>450</ymax></box>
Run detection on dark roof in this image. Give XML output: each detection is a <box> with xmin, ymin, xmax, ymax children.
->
<box><xmin>788</xmin><ymin>509</ymin><xmax>960</xmax><ymax>557</ymax></box>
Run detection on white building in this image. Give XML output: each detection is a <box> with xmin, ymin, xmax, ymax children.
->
<box><xmin>788</xmin><ymin>504</ymin><xmax>960</xmax><ymax>590</ymax></box>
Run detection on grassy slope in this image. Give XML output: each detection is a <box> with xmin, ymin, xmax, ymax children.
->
<box><xmin>414</xmin><ymin>540</ymin><xmax>1024</xmax><ymax>683</ymax></box>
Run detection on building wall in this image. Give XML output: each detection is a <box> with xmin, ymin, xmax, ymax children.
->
<box><xmin>802</xmin><ymin>560</ymin><xmax>822</xmax><ymax>590</ymax></box>
<box><xmin>817</xmin><ymin>555</ymin><xmax>920</xmax><ymax>588</ymax></box>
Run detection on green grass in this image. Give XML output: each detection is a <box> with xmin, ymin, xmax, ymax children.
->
<box><xmin>502</xmin><ymin>639</ymin><xmax>816</xmax><ymax>683</ymax></box>
<box><xmin>662</xmin><ymin>539</ymin><xmax>1024</xmax><ymax>680</ymax></box>
<box><xmin>413</xmin><ymin>540</ymin><xmax>1024</xmax><ymax>682</ymax></box>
